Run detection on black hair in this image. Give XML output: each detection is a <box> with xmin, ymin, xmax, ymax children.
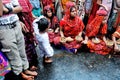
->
<box><xmin>70</xmin><ymin>6</ymin><xmax>76</xmax><ymax>12</ymax></box>
<box><xmin>36</xmin><ymin>18</ymin><xmax>49</xmax><ymax>32</ymax></box>
<box><xmin>44</xmin><ymin>8</ymin><xmax>54</xmax><ymax>18</ymax></box>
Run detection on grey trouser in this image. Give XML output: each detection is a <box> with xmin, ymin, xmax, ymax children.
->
<box><xmin>0</xmin><ymin>21</ymin><xmax>29</xmax><ymax>75</ymax></box>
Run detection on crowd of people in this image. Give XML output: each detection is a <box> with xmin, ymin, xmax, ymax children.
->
<box><xmin>0</xmin><ymin>0</ymin><xmax>120</xmax><ymax>80</ymax></box>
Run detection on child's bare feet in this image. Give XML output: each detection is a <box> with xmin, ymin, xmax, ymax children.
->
<box><xmin>44</xmin><ymin>57</ymin><xmax>53</xmax><ymax>63</ymax></box>
<box><xmin>30</xmin><ymin>66</ymin><xmax>37</xmax><ymax>71</ymax></box>
<box><xmin>21</xmin><ymin>72</ymin><xmax>34</xmax><ymax>80</ymax></box>
<box><xmin>24</xmin><ymin>70</ymin><xmax>38</xmax><ymax>76</ymax></box>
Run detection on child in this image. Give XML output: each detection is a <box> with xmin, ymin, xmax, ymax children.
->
<box><xmin>33</xmin><ymin>16</ymin><xmax>54</xmax><ymax>63</ymax></box>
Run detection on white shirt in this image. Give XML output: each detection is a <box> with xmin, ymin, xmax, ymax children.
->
<box><xmin>33</xmin><ymin>16</ymin><xmax>54</xmax><ymax>57</ymax></box>
<box><xmin>0</xmin><ymin>0</ymin><xmax>20</xmax><ymax>25</ymax></box>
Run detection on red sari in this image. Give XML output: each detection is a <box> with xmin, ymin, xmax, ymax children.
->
<box><xmin>59</xmin><ymin>1</ymin><xmax>84</xmax><ymax>50</ymax></box>
<box><xmin>48</xmin><ymin>16</ymin><xmax>60</xmax><ymax>43</ymax></box>
<box><xmin>43</xmin><ymin>5</ymin><xmax>60</xmax><ymax>44</ymax></box>
<box><xmin>87</xmin><ymin>0</ymin><xmax>100</xmax><ymax>24</ymax></box>
<box><xmin>60</xmin><ymin>16</ymin><xmax>84</xmax><ymax>49</ymax></box>
<box><xmin>18</xmin><ymin>0</ymin><xmax>38</xmax><ymax>67</ymax></box>
<box><xmin>113</xmin><ymin>11</ymin><xmax>120</xmax><ymax>38</ymax></box>
<box><xmin>85</xmin><ymin>14</ymin><xmax>111</xmax><ymax>55</ymax></box>
<box><xmin>86</xmin><ymin>15</ymin><xmax>107</xmax><ymax>37</ymax></box>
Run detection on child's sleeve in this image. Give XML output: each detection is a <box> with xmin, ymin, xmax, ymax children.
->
<box><xmin>42</xmin><ymin>34</ymin><xmax>54</xmax><ymax>57</ymax></box>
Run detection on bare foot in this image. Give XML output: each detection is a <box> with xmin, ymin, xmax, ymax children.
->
<box><xmin>30</xmin><ymin>66</ymin><xmax>37</xmax><ymax>71</ymax></box>
<box><xmin>24</xmin><ymin>70</ymin><xmax>38</xmax><ymax>76</ymax></box>
<box><xmin>21</xmin><ymin>72</ymin><xmax>34</xmax><ymax>80</ymax></box>
<box><xmin>44</xmin><ymin>57</ymin><xmax>53</xmax><ymax>63</ymax></box>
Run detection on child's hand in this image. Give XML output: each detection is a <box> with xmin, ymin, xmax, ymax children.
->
<box><xmin>20</xmin><ymin>21</ymin><xmax>29</xmax><ymax>33</ymax></box>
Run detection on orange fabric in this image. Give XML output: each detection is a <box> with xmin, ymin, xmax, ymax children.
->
<box><xmin>87</xmin><ymin>40</ymin><xmax>111</xmax><ymax>55</ymax></box>
<box><xmin>86</xmin><ymin>15</ymin><xmax>107</xmax><ymax>37</ymax></box>
<box><xmin>61</xmin><ymin>0</ymin><xmax>70</xmax><ymax>9</ymax></box>
<box><xmin>114</xmin><ymin>11</ymin><xmax>120</xmax><ymax>28</ymax></box>
<box><xmin>87</xmin><ymin>0</ymin><xmax>99</xmax><ymax>24</ymax></box>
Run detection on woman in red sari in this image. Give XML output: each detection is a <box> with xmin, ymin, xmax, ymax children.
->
<box><xmin>43</xmin><ymin>5</ymin><xmax>60</xmax><ymax>44</ymax></box>
<box><xmin>87</xmin><ymin>0</ymin><xmax>101</xmax><ymax>24</ymax></box>
<box><xmin>59</xmin><ymin>1</ymin><xmax>84</xmax><ymax>53</ymax></box>
<box><xmin>112</xmin><ymin>10</ymin><xmax>120</xmax><ymax>52</ymax></box>
<box><xmin>83</xmin><ymin>8</ymin><xmax>111</xmax><ymax>55</ymax></box>
<box><xmin>18</xmin><ymin>0</ymin><xmax>38</xmax><ymax>78</ymax></box>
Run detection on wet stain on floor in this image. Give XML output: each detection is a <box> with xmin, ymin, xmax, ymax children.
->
<box><xmin>35</xmin><ymin>47</ymin><xmax>120</xmax><ymax>80</ymax></box>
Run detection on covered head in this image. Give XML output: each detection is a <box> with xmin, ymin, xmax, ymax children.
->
<box><xmin>96</xmin><ymin>8</ymin><xmax>108</xmax><ymax>16</ymax></box>
<box><xmin>65</xmin><ymin>1</ymin><xmax>77</xmax><ymax>18</ymax></box>
<box><xmin>43</xmin><ymin>5</ymin><xmax>54</xmax><ymax>17</ymax></box>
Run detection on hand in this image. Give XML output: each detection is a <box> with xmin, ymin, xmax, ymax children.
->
<box><xmin>20</xmin><ymin>21</ymin><xmax>29</xmax><ymax>33</ymax></box>
<box><xmin>66</xmin><ymin>37</ymin><xmax>74</xmax><ymax>42</ymax></box>
<box><xmin>75</xmin><ymin>35</ymin><xmax>83</xmax><ymax>42</ymax></box>
<box><xmin>60</xmin><ymin>37</ymin><xmax>66</xmax><ymax>43</ymax></box>
<box><xmin>54</xmin><ymin>28</ymin><xmax>59</xmax><ymax>33</ymax></box>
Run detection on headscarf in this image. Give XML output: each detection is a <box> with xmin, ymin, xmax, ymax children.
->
<box><xmin>44</xmin><ymin>5</ymin><xmax>54</xmax><ymax>16</ymax></box>
<box><xmin>64</xmin><ymin>1</ymin><xmax>76</xmax><ymax>18</ymax></box>
<box><xmin>86</xmin><ymin>9</ymin><xmax>108</xmax><ymax>37</ymax></box>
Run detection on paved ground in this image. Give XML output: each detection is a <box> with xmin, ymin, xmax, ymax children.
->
<box><xmin>35</xmin><ymin>46</ymin><xmax>120</xmax><ymax>80</ymax></box>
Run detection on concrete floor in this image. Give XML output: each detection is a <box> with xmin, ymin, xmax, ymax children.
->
<box><xmin>35</xmin><ymin>47</ymin><xmax>120</xmax><ymax>80</ymax></box>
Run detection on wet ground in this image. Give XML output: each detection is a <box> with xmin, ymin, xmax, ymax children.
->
<box><xmin>35</xmin><ymin>46</ymin><xmax>120</xmax><ymax>80</ymax></box>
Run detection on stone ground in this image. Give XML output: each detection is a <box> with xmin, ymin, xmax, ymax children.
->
<box><xmin>35</xmin><ymin>46</ymin><xmax>120</xmax><ymax>80</ymax></box>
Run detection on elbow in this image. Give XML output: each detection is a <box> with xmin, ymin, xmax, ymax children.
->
<box><xmin>19</xmin><ymin>6</ymin><xmax>22</xmax><ymax>12</ymax></box>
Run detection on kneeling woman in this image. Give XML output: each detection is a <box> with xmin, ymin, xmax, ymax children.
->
<box><xmin>59</xmin><ymin>1</ymin><xmax>85</xmax><ymax>53</ymax></box>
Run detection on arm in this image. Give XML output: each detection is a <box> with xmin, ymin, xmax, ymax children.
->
<box><xmin>60</xmin><ymin>27</ymin><xmax>64</xmax><ymax>38</ymax></box>
<box><xmin>0</xmin><ymin>0</ymin><xmax>3</xmax><ymax>16</ymax></box>
<box><xmin>12</xmin><ymin>6</ymin><xmax>22</xmax><ymax>14</ymax></box>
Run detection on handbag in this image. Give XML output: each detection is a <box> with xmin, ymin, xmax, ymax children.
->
<box><xmin>0</xmin><ymin>51</ymin><xmax>11</xmax><ymax>76</ymax></box>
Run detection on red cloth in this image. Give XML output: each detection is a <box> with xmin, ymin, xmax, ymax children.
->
<box><xmin>42</xmin><ymin>0</ymin><xmax>53</xmax><ymax>7</ymax></box>
<box><xmin>114</xmin><ymin>11</ymin><xmax>120</xmax><ymax>28</ymax></box>
<box><xmin>60</xmin><ymin>16</ymin><xmax>84</xmax><ymax>38</ymax></box>
<box><xmin>59</xmin><ymin>1</ymin><xmax>84</xmax><ymax>49</ymax></box>
<box><xmin>87</xmin><ymin>40</ymin><xmax>111</xmax><ymax>55</ymax></box>
<box><xmin>86</xmin><ymin>15</ymin><xmax>107</xmax><ymax>37</ymax></box>
<box><xmin>18</xmin><ymin>0</ymin><xmax>33</xmax><ymax>12</ymax></box>
<box><xmin>87</xmin><ymin>1</ymin><xmax>99</xmax><ymax>24</ymax></box>
<box><xmin>42</xmin><ymin>0</ymin><xmax>54</xmax><ymax>12</ymax></box>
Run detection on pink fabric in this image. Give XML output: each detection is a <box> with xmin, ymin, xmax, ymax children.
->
<box><xmin>2</xmin><ymin>0</ymin><xmax>10</xmax><ymax>4</ymax></box>
<box><xmin>96</xmin><ymin>9</ymin><xmax>108</xmax><ymax>16</ymax></box>
<box><xmin>18</xmin><ymin>0</ymin><xmax>33</xmax><ymax>12</ymax></box>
